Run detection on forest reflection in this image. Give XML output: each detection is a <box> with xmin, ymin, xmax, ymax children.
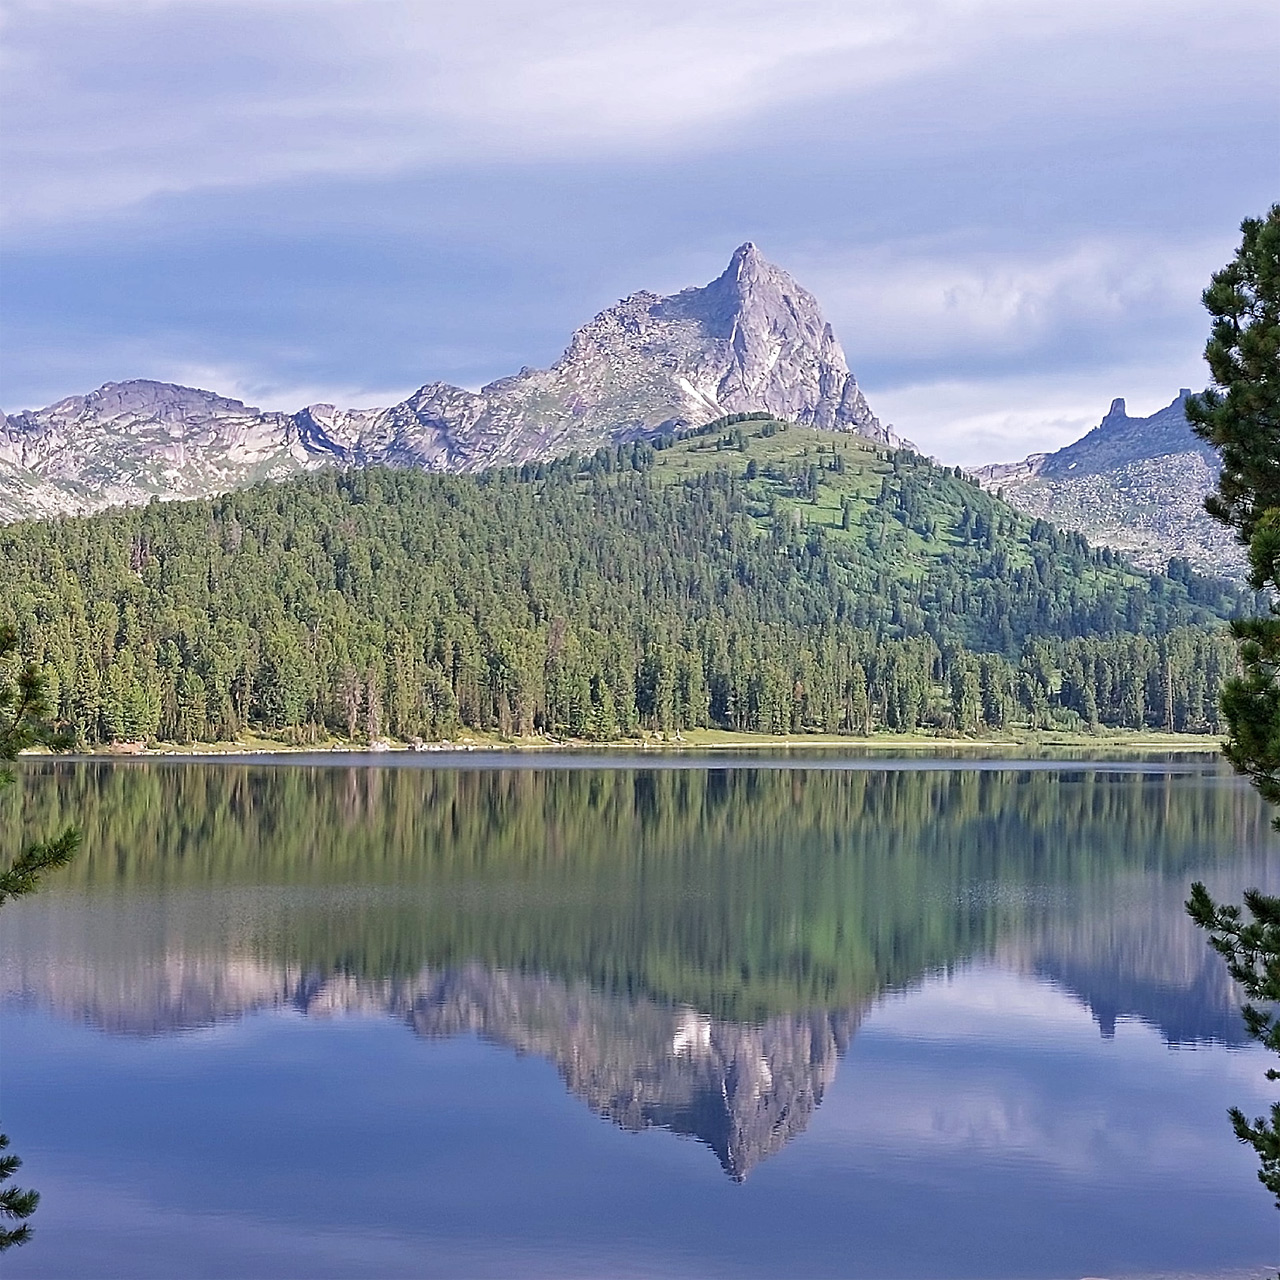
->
<box><xmin>2</xmin><ymin>759</ymin><xmax>1272</xmax><ymax>1176</ymax></box>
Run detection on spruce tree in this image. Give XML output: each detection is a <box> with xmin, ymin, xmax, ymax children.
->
<box><xmin>0</xmin><ymin>626</ymin><xmax>79</xmax><ymax>904</ymax></box>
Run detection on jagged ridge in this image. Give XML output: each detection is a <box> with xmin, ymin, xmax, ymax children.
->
<box><xmin>0</xmin><ymin>244</ymin><xmax>897</xmax><ymax>522</ymax></box>
<box><xmin>974</xmin><ymin>392</ymin><xmax>1241</xmax><ymax>580</ymax></box>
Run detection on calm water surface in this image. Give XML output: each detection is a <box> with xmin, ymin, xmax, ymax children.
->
<box><xmin>1</xmin><ymin>755</ymin><xmax>1277</xmax><ymax>1278</ymax></box>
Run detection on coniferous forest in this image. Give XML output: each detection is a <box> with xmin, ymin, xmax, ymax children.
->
<box><xmin>0</xmin><ymin>420</ymin><xmax>1250</xmax><ymax>746</ymax></box>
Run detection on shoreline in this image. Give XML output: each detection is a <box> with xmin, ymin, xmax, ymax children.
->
<box><xmin>35</xmin><ymin>727</ymin><xmax>1228</xmax><ymax>762</ymax></box>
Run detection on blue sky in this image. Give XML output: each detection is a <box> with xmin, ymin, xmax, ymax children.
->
<box><xmin>2</xmin><ymin>0</ymin><xmax>1277</xmax><ymax>463</ymax></box>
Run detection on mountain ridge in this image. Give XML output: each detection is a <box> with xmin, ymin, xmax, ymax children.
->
<box><xmin>974</xmin><ymin>392</ymin><xmax>1240</xmax><ymax>580</ymax></box>
<box><xmin>0</xmin><ymin>244</ymin><xmax>900</xmax><ymax>522</ymax></box>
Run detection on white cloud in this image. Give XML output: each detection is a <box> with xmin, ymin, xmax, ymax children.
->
<box><xmin>789</xmin><ymin>233</ymin><xmax>1237</xmax><ymax>463</ymax></box>
<box><xmin>864</xmin><ymin>367</ymin><xmax>1202</xmax><ymax>466</ymax></box>
<box><xmin>4</xmin><ymin>0</ymin><xmax>1277</xmax><ymax>229</ymax></box>
<box><xmin>810</xmin><ymin>964</ymin><xmax>1276</xmax><ymax>1180</ymax></box>
<box><xmin>0</xmin><ymin>336</ymin><xmax>422</xmax><ymax>416</ymax></box>
<box><xmin>4</xmin><ymin>0</ymin><xmax>1276</xmax><ymax>454</ymax></box>
<box><xmin>805</xmin><ymin>234</ymin><xmax>1232</xmax><ymax>366</ymax></box>
<box><xmin>0</xmin><ymin>229</ymin><xmax>1229</xmax><ymax>463</ymax></box>
<box><xmin>151</xmin><ymin>362</ymin><xmax>415</xmax><ymax>414</ymax></box>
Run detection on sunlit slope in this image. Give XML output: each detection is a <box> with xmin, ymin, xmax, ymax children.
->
<box><xmin>612</xmin><ymin>416</ymin><xmax>1239</xmax><ymax>643</ymax></box>
<box><xmin>649</xmin><ymin>418</ymin><xmax>1090</xmax><ymax>580</ymax></box>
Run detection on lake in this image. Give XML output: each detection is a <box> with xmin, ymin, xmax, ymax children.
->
<box><xmin>1</xmin><ymin>754</ymin><xmax>1277</xmax><ymax>1278</ymax></box>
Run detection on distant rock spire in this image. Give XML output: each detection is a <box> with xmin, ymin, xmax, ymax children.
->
<box><xmin>971</xmin><ymin>390</ymin><xmax>1242</xmax><ymax>580</ymax></box>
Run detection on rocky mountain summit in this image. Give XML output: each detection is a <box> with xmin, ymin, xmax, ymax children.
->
<box><xmin>0</xmin><ymin>244</ymin><xmax>897</xmax><ymax>522</ymax></box>
<box><xmin>974</xmin><ymin>392</ymin><xmax>1241</xmax><ymax>580</ymax></box>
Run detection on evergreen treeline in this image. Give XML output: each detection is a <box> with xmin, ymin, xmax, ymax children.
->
<box><xmin>0</xmin><ymin>426</ymin><xmax>1250</xmax><ymax>745</ymax></box>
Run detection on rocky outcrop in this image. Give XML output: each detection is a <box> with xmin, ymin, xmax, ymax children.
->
<box><xmin>0</xmin><ymin>382</ymin><xmax>311</xmax><ymax>519</ymax></box>
<box><xmin>974</xmin><ymin>392</ymin><xmax>1242</xmax><ymax>580</ymax></box>
<box><xmin>0</xmin><ymin>244</ymin><xmax>896</xmax><ymax>522</ymax></box>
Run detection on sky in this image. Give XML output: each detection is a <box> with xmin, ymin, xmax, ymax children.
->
<box><xmin>2</xmin><ymin>0</ymin><xmax>1277</xmax><ymax>464</ymax></box>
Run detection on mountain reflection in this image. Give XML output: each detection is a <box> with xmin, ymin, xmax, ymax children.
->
<box><xmin>402</xmin><ymin>965</ymin><xmax>856</xmax><ymax>1181</ymax></box>
<box><xmin>2</xmin><ymin>757</ymin><xmax>1276</xmax><ymax>1176</ymax></box>
<box><xmin>2</xmin><ymin>942</ymin><xmax>857</xmax><ymax>1179</ymax></box>
<box><xmin>1009</xmin><ymin>868</ymin><xmax>1254</xmax><ymax>1046</ymax></box>
<box><xmin>0</xmin><ymin>936</ymin><xmax>1255</xmax><ymax>1178</ymax></box>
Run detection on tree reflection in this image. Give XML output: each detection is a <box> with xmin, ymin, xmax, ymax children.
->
<box><xmin>5</xmin><ymin>758</ymin><xmax>1274</xmax><ymax>1177</ymax></box>
<box><xmin>0</xmin><ymin>625</ymin><xmax>80</xmax><ymax>1248</ymax></box>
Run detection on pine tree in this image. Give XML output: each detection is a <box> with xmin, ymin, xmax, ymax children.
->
<box><xmin>1184</xmin><ymin>204</ymin><xmax>1280</xmax><ymax>1208</ymax></box>
<box><xmin>0</xmin><ymin>1135</ymin><xmax>38</xmax><ymax>1252</ymax></box>
<box><xmin>1187</xmin><ymin>203</ymin><xmax>1280</xmax><ymax>810</ymax></box>
<box><xmin>0</xmin><ymin>626</ymin><xmax>79</xmax><ymax>905</ymax></box>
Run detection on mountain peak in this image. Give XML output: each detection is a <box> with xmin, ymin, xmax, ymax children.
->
<box><xmin>1040</xmin><ymin>393</ymin><xmax>1215</xmax><ymax>480</ymax></box>
<box><xmin>539</xmin><ymin>243</ymin><xmax>894</xmax><ymax>442</ymax></box>
<box><xmin>24</xmin><ymin>379</ymin><xmax>264</xmax><ymax>424</ymax></box>
<box><xmin>727</xmin><ymin>241</ymin><xmax>765</xmax><ymax>274</ymax></box>
<box><xmin>973</xmin><ymin>390</ymin><xmax>1239</xmax><ymax>580</ymax></box>
<box><xmin>0</xmin><ymin>245</ymin><xmax>900</xmax><ymax>520</ymax></box>
<box><xmin>716</xmin><ymin>240</ymin><xmax>800</xmax><ymax>299</ymax></box>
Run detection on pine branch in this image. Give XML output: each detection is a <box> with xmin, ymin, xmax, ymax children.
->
<box><xmin>0</xmin><ymin>828</ymin><xmax>82</xmax><ymax>907</ymax></box>
<box><xmin>0</xmin><ymin>1134</ymin><xmax>38</xmax><ymax>1252</ymax></box>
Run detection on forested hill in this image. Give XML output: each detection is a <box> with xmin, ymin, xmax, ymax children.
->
<box><xmin>0</xmin><ymin>417</ymin><xmax>1249</xmax><ymax>745</ymax></box>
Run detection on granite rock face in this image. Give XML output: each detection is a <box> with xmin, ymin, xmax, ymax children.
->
<box><xmin>0</xmin><ymin>382</ymin><xmax>310</xmax><ymax>520</ymax></box>
<box><xmin>974</xmin><ymin>392</ymin><xmax>1241</xmax><ymax>580</ymax></box>
<box><xmin>0</xmin><ymin>244</ymin><xmax>895</xmax><ymax>521</ymax></box>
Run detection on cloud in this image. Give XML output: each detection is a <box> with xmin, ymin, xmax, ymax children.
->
<box><xmin>807</xmin><ymin>235</ymin><xmax>1231</xmax><ymax>368</ymax></box>
<box><xmin>819</xmin><ymin>964</ymin><xmax>1277</xmax><ymax>1180</ymax></box>
<box><xmin>794</xmin><ymin>235</ymin><xmax>1235</xmax><ymax>462</ymax></box>
<box><xmin>4</xmin><ymin>0</ymin><xmax>1277</xmax><ymax>229</ymax></box>
<box><xmin>3</xmin><ymin>0</ymin><xmax>1276</xmax><ymax>460</ymax></box>
<box><xmin>0</xmin><ymin>218</ymin><xmax>1242</xmax><ymax>463</ymax></box>
<box><xmin>743</xmin><ymin>232</ymin><xmax>1235</xmax><ymax>462</ymax></box>
<box><xmin>865</xmin><ymin>371</ymin><xmax>1182</xmax><ymax>467</ymax></box>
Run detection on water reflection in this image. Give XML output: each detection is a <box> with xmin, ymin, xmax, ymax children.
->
<box><xmin>3</xmin><ymin>915</ymin><xmax>856</xmax><ymax>1180</ymax></box>
<box><xmin>6</xmin><ymin>759</ymin><xmax>1271</xmax><ymax>1019</ymax></box>
<box><xmin>0</xmin><ymin>939</ymin><xmax>1257</xmax><ymax>1182</ymax></box>
<box><xmin>401</xmin><ymin>966</ymin><xmax>855</xmax><ymax>1182</ymax></box>
<box><xmin>2</xmin><ymin>758</ymin><xmax>1276</xmax><ymax>1186</ymax></box>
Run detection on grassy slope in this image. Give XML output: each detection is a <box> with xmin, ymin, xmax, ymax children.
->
<box><xmin>645</xmin><ymin>419</ymin><xmax>1146</xmax><ymax>590</ymax></box>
